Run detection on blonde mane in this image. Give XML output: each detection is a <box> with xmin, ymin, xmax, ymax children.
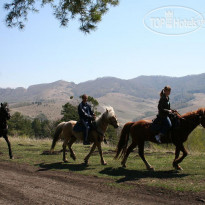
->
<box><xmin>96</xmin><ymin>106</ymin><xmax>115</xmax><ymax>124</ymax></box>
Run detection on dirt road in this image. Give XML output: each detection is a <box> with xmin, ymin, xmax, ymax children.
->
<box><xmin>0</xmin><ymin>161</ymin><xmax>204</xmax><ymax>205</ymax></box>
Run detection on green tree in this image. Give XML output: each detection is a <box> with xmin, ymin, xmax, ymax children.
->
<box><xmin>4</xmin><ymin>0</ymin><xmax>119</xmax><ymax>33</ymax></box>
<box><xmin>32</xmin><ymin>118</ymin><xmax>42</xmax><ymax>137</ymax></box>
<box><xmin>61</xmin><ymin>102</ymin><xmax>79</xmax><ymax>121</ymax></box>
<box><xmin>41</xmin><ymin>120</ymin><xmax>57</xmax><ymax>138</ymax></box>
<box><xmin>8</xmin><ymin>112</ymin><xmax>33</xmax><ymax>136</ymax></box>
<box><xmin>79</xmin><ymin>95</ymin><xmax>101</xmax><ymax>116</ymax></box>
<box><xmin>105</xmin><ymin>125</ymin><xmax>118</xmax><ymax>145</ymax></box>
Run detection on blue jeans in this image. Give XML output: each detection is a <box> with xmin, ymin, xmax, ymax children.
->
<box><xmin>160</xmin><ymin>116</ymin><xmax>172</xmax><ymax>135</ymax></box>
<box><xmin>81</xmin><ymin>119</ymin><xmax>90</xmax><ymax>142</ymax></box>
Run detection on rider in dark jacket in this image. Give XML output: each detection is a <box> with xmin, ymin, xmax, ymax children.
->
<box><xmin>78</xmin><ymin>94</ymin><xmax>96</xmax><ymax>145</ymax></box>
<box><xmin>155</xmin><ymin>86</ymin><xmax>173</xmax><ymax>143</ymax></box>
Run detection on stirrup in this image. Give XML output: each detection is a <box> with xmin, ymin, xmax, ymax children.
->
<box><xmin>155</xmin><ymin>134</ymin><xmax>161</xmax><ymax>143</ymax></box>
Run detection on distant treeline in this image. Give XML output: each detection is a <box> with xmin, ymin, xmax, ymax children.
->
<box><xmin>8</xmin><ymin>97</ymin><xmax>119</xmax><ymax>145</ymax></box>
<box><xmin>8</xmin><ymin>112</ymin><xmax>58</xmax><ymax>138</ymax></box>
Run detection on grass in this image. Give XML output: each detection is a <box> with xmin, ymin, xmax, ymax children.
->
<box><xmin>0</xmin><ymin>137</ymin><xmax>205</xmax><ymax>192</ymax></box>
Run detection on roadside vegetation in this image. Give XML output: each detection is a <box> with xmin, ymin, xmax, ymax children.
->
<box><xmin>0</xmin><ymin>137</ymin><xmax>205</xmax><ymax>192</ymax></box>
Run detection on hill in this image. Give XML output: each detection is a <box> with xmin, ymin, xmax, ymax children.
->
<box><xmin>0</xmin><ymin>80</ymin><xmax>75</xmax><ymax>103</ymax></box>
<box><xmin>1</xmin><ymin>73</ymin><xmax>205</xmax><ymax>123</ymax></box>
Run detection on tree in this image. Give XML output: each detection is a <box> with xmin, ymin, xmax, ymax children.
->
<box><xmin>79</xmin><ymin>95</ymin><xmax>100</xmax><ymax>116</ymax></box>
<box><xmin>32</xmin><ymin>118</ymin><xmax>42</xmax><ymax>137</ymax></box>
<box><xmin>4</xmin><ymin>0</ymin><xmax>119</xmax><ymax>33</ymax></box>
<box><xmin>61</xmin><ymin>102</ymin><xmax>79</xmax><ymax>121</ymax></box>
<box><xmin>8</xmin><ymin>112</ymin><xmax>33</xmax><ymax>136</ymax></box>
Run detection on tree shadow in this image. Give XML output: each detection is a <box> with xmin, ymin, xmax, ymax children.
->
<box><xmin>99</xmin><ymin>167</ymin><xmax>189</xmax><ymax>183</ymax></box>
<box><xmin>37</xmin><ymin>162</ymin><xmax>93</xmax><ymax>172</ymax></box>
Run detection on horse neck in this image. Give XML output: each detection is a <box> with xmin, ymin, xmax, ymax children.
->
<box><xmin>182</xmin><ymin>113</ymin><xmax>200</xmax><ymax>136</ymax></box>
<box><xmin>96</xmin><ymin>113</ymin><xmax>109</xmax><ymax>133</ymax></box>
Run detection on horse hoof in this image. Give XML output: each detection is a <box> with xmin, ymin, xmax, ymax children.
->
<box><xmin>121</xmin><ymin>164</ymin><xmax>126</xmax><ymax>168</ymax></box>
<box><xmin>177</xmin><ymin>166</ymin><xmax>183</xmax><ymax>171</ymax></box>
<box><xmin>71</xmin><ymin>155</ymin><xmax>76</xmax><ymax>161</ymax></box>
<box><xmin>101</xmin><ymin>162</ymin><xmax>107</xmax><ymax>166</ymax></box>
<box><xmin>63</xmin><ymin>159</ymin><xmax>69</xmax><ymax>163</ymax></box>
<box><xmin>174</xmin><ymin>165</ymin><xmax>183</xmax><ymax>171</ymax></box>
<box><xmin>148</xmin><ymin>167</ymin><xmax>155</xmax><ymax>171</ymax></box>
<box><xmin>10</xmin><ymin>156</ymin><xmax>14</xmax><ymax>160</ymax></box>
<box><xmin>84</xmin><ymin>160</ymin><xmax>88</xmax><ymax>165</ymax></box>
<box><xmin>50</xmin><ymin>149</ymin><xmax>54</xmax><ymax>154</ymax></box>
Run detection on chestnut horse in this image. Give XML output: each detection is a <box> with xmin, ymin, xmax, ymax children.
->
<box><xmin>50</xmin><ymin>107</ymin><xmax>119</xmax><ymax>165</ymax></box>
<box><xmin>0</xmin><ymin>103</ymin><xmax>13</xmax><ymax>159</ymax></box>
<box><xmin>115</xmin><ymin>108</ymin><xmax>205</xmax><ymax>171</ymax></box>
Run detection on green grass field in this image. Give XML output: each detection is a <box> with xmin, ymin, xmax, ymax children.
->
<box><xmin>0</xmin><ymin>136</ymin><xmax>205</xmax><ymax>193</ymax></box>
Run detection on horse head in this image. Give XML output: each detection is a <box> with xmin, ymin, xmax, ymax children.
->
<box><xmin>198</xmin><ymin>108</ymin><xmax>205</xmax><ymax>128</ymax></box>
<box><xmin>104</xmin><ymin>106</ymin><xmax>119</xmax><ymax>128</ymax></box>
<box><xmin>0</xmin><ymin>103</ymin><xmax>10</xmax><ymax>120</ymax></box>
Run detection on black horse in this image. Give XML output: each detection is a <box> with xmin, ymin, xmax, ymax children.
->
<box><xmin>0</xmin><ymin>103</ymin><xmax>13</xmax><ymax>159</ymax></box>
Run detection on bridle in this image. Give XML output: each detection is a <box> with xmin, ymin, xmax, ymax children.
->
<box><xmin>172</xmin><ymin>109</ymin><xmax>204</xmax><ymax>127</ymax></box>
<box><xmin>108</xmin><ymin>116</ymin><xmax>118</xmax><ymax>128</ymax></box>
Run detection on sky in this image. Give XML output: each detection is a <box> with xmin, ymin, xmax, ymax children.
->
<box><xmin>0</xmin><ymin>0</ymin><xmax>205</xmax><ymax>88</ymax></box>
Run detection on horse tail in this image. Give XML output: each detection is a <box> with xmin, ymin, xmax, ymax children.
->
<box><xmin>114</xmin><ymin>122</ymin><xmax>134</xmax><ymax>159</ymax></box>
<box><xmin>50</xmin><ymin>122</ymin><xmax>65</xmax><ymax>153</ymax></box>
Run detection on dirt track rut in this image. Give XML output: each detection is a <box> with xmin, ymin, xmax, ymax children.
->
<box><xmin>0</xmin><ymin>161</ymin><xmax>204</xmax><ymax>205</ymax></box>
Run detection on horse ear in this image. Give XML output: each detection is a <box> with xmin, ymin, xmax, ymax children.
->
<box><xmin>1</xmin><ymin>103</ymin><xmax>3</xmax><ymax>107</ymax></box>
<box><xmin>106</xmin><ymin>108</ymin><xmax>108</xmax><ymax>113</ymax></box>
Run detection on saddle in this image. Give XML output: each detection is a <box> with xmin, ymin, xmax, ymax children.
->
<box><xmin>73</xmin><ymin>121</ymin><xmax>106</xmax><ymax>143</ymax></box>
<box><xmin>150</xmin><ymin>113</ymin><xmax>180</xmax><ymax>134</ymax></box>
<box><xmin>73</xmin><ymin>121</ymin><xmax>96</xmax><ymax>132</ymax></box>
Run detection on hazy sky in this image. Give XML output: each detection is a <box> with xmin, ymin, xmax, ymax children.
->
<box><xmin>0</xmin><ymin>0</ymin><xmax>205</xmax><ymax>88</ymax></box>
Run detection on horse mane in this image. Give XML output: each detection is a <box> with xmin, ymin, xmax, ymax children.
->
<box><xmin>96</xmin><ymin>106</ymin><xmax>115</xmax><ymax>124</ymax></box>
<box><xmin>104</xmin><ymin>106</ymin><xmax>115</xmax><ymax>118</ymax></box>
<box><xmin>182</xmin><ymin>108</ymin><xmax>205</xmax><ymax>118</ymax></box>
<box><xmin>198</xmin><ymin>107</ymin><xmax>205</xmax><ymax>115</ymax></box>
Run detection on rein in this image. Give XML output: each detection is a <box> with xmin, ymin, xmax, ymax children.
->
<box><xmin>172</xmin><ymin>110</ymin><xmax>203</xmax><ymax>128</ymax></box>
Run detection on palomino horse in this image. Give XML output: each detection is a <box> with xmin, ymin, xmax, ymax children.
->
<box><xmin>0</xmin><ymin>103</ymin><xmax>13</xmax><ymax>159</ymax></box>
<box><xmin>115</xmin><ymin>108</ymin><xmax>205</xmax><ymax>171</ymax></box>
<box><xmin>50</xmin><ymin>107</ymin><xmax>119</xmax><ymax>165</ymax></box>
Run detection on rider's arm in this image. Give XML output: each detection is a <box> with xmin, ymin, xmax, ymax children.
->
<box><xmin>78</xmin><ymin>103</ymin><xmax>92</xmax><ymax>119</ymax></box>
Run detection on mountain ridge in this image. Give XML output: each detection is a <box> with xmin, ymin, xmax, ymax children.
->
<box><xmin>1</xmin><ymin>73</ymin><xmax>205</xmax><ymax>123</ymax></box>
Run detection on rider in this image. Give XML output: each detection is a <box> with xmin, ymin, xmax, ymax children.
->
<box><xmin>155</xmin><ymin>86</ymin><xmax>173</xmax><ymax>143</ymax></box>
<box><xmin>78</xmin><ymin>94</ymin><xmax>96</xmax><ymax>145</ymax></box>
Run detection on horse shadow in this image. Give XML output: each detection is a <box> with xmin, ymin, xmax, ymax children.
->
<box><xmin>37</xmin><ymin>162</ymin><xmax>93</xmax><ymax>172</ymax></box>
<box><xmin>99</xmin><ymin>167</ymin><xmax>189</xmax><ymax>183</ymax></box>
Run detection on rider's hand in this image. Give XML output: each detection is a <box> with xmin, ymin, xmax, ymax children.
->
<box><xmin>168</xmin><ymin>110</ymin><xmax>173</xmax><ymax>114</ymax></box>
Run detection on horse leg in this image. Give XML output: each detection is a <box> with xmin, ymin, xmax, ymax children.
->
<box><xmin>68</xmin><ymin>136</ymin><xmax>77</xmax><ymax>161</ymax></box>
<box><xmin>63</xmin><ymin>138</ymin><xmax>69</xmax><ymax>163</ymax></box>
<box><xmin>121</xmin><ymin>142</ymin><xmax>137</xmax><ymax>168</ymax></box>
<box><xmin>3</xmin><ymin>135</ymin><xmax>13</xmax><ymax>159</ymax></box>
<box><xmin>138</xmin><ymin>143</ymin><xmax>154</xmax><ymax>171</ymax></box>
<box><xmin>173</xmin><ymin>146</ymin><xmax>181</xmax><ymax>170</ymax></box>
<box><xmin>96</xmin><ymin>142</ymin><xmax>107</xmax><ymax>165</ymax></box>
<box><xmin>173</xmin><ymin>145</ymin><xmax>188</xmax><ymax>170</ymax></box>
<box><xmin>84</xmin><ymin>143</ymin><xmax>96</xmax><ymax>165</ymax></box>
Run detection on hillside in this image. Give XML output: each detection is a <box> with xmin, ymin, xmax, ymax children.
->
<box><xmin>1</xmin><ymin>73</ymin><xmax>205</xmax><ymax>123</ymax></box>
<box><xmin>0</xmin><ymin>80</ymin><xmax>75</xmax><ymax>103</ymax></box>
